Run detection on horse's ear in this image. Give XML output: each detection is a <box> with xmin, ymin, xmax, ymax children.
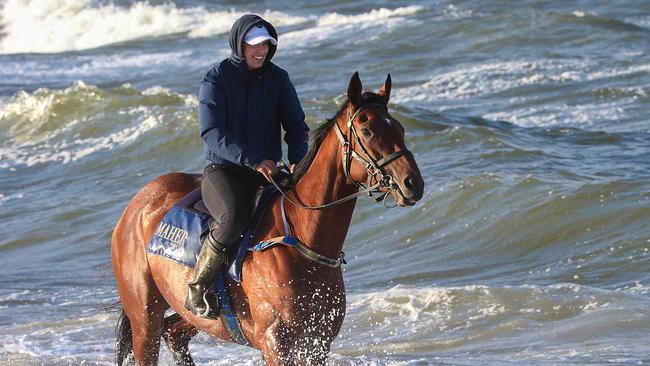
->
<box><xmin>347</xmin><ymin>71</ymin><xmax>362</xmax><ymax>107</ymax></box>
<box><xmin>379</xmin><ymin>73</ymin><xmax>391</xmax><ymax>104</ymax></box>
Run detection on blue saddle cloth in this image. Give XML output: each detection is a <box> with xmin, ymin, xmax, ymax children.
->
<box><xmin>146</xmin><ymin>186</ymin><xmax>276</xmax><ymax>283</ymax></box>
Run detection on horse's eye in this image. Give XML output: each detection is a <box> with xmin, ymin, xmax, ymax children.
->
<box><xmin>361</xmin><ymin>128</ymin><xmax>372</xmax><ymax>137</ymax></box>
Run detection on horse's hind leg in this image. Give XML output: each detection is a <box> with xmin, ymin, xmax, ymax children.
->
<box><xmin>162</xmin><ymin>313</ymin><xmax>198</xmax><ymax>366</ymax></box>
<box><xmin>116</xmin><ymin>309</ymin><xmax>135</xmax><ymax>365</ymax></box>
<box><xmin>122</xmin><ymin>285</ymin><xmax>167</xmax><ymax>365</ymax></box>
<box><xmin>114</xmin><ymin>233</ymin><xmax>168</xmax><ymax>364</ymax></box>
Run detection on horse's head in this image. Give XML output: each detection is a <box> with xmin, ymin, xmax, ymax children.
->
<box><xmin>340</xmin><ymin>72</ymin><xmax>424</xmax><ymax>207</ymax></box>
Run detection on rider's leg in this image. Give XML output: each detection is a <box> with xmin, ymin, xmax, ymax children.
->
<box><xmin>185</xmin><ymin>163</ymin><xmax>251</xmax><ymax>318</ymax></box>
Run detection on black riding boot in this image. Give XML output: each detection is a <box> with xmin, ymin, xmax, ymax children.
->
<box><xmin>184</xmin><ymin>234</ymin><xmax>228</xmax><ymax>318</ymax></box>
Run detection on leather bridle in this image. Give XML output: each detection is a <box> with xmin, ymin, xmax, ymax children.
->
<box><xmin>334</xmin><ymin>102</ymin><xmax>412</xmax><ymax>204</ymax></box>
<box><xmin>270</xmin><ymin>102</ymin><xmax>412</xmax><ymax>210</ymax></box>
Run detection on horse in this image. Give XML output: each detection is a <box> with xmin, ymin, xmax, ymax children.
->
<box><xmin>111</xmin><ymin>72</ymin><xmax>425</xmax><ymax>365</ymax></box>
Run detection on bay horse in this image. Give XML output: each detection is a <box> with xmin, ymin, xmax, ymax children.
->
<box><xmin>111</xmin><ymin>72</ymin><xmax>424</xmax><ymax>365</ymax></box>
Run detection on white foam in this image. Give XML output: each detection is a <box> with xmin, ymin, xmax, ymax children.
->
<box><xmin>587</xmin><ymin>63</ymin><xmax>650</xmax><ymax>82</ymax></box>
<box><xmin>442</xmin><ymin>4</ymin><xmax>476</xmax><ymax>19</ymax></box>
<box><xmin>0</xmin><ymin>116</ymin><xmax>159</xmax><ymax>169</ymax></box>
<box><xmin>0</xmin><ymin>81</ymin><xmax>90</xmax><ymax>145</ymax></box>
<box><xmin>343</xmin><ymin>282</ymin><xmax>635</xmax><ymax>337</ymax></box>
<box><xmin>394</xmin><ymin>58</ymin><xmax>648</xmax><ymax>105</ymax></box>
<box><xmin>0</xmin><ymin>81</ymin><xmax>110</xmax><ymax>145</ymax></box>
<box><xmin>0</xmin><ymin>0</ymin><xmax>309</xmax><ymax>54</ymax></box>
<box><xmin>0</xmin><ymin>50</ymin><xmax>211</xmax><ymax>87</ymax></box>
<box><xmin>0</xmin><ymin>290</ymin><xmax>31</xmax><ymax>301</ymax></box>
<box><xmin>316</xmin><ymin>6</ymin><xmax>423</xmax><ymax>27</ymax></box>
<box><xmin>0</xmin><ymin>192</ymin><xmax>25</xmax><ymax>205</ymax></box>
<box><xmin>482</xmin><ymin>99</ymin><xmax>631</xmax><ymax>128</ymax></box>
<box><xmin>0</xmin><ymin>81</ymin><xmax>195</xmax><ymax>142</ymax></box>
<box><xmin>0</xmin><ymin>82</ymin><xmax>199</xmax><ymax>168</ymax></box>
<box><xmin>393</xmin><ymin>59</ymin><xmax>586</xmax><ymax>102</ymax></box>
<box><xmin>391</xmin><ymin>58</ymin><xmax>649</xmax><ymax>128</ymax></box>
<box><xmin>572</xmin><ymin>11</ymin><xmax>595</xmax><ymax>18</ymax></box>
<box><xmin>625</xmin><ymin>16</ymin><xmax>650</xmax><ymax>29</ymax></box>
<box><xmin>0</xmin><ymin>113</ymin><xmax>159</xmax><ymax>168</ymax></box>
<box><xmin>279</xmin><ymin>6</ymin><xmax>423</xmax><ymax>49</ymax></box>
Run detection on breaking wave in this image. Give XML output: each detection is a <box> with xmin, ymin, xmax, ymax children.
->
<box><xmin>0</xmin><ymin>0</ymin><xmax>308</xmax><ymax>54</ymax></box>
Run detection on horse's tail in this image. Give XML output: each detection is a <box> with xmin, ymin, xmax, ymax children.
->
<box><xmin>115</xmin><ymin>308</ymin><xmax>134</xmax><ymax>365</ymax></box>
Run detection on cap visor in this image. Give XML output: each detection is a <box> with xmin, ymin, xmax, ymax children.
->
<box><xmin>245</xmin><ymin>35</ymin><xmax>277</xmax><ymax>46</ymax></box>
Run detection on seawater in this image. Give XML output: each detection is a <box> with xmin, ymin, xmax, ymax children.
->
<box><xmin>1</xmin><ymin>0</ymin><xmax>649</xmax><ymax>365</ymax></box>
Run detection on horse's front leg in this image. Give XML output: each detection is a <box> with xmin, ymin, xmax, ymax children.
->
<box><xmin>259</xmin><ymin>318</ymin><xmax>330</xmax><ymax>366</ymax></box>
<box><xmin>260</xmin><ymin>318</ymin><xmax>292</xmax><ymax>365</ymax></box>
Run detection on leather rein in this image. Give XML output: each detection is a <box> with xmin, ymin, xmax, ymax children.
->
<box><xmin>270</xmin><ymin>102</ymin><xmax>412</xmax><ymax>210</ymax></box>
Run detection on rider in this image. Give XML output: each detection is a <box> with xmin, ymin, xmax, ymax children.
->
<box><xmin>187</xmin><ymin>14</ymin><xmax>309</xmax><ymax>318</ymax></box>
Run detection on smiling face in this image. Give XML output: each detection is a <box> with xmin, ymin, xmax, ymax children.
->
<box><xmin>243</xmin><ymin>41</ymin><xmax>269</xmax><ymax>70</ymax></box>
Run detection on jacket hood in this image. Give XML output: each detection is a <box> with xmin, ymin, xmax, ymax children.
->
<box><xmin>229</xmin><ymin>14</ymin><xmax>278</xmax><ymax>68</ymax></box>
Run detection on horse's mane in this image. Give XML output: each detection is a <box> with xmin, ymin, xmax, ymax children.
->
<box><xmin>292</xmin><ymin>92</ymin><xmax>386</xmax><ymax>183</ymax></box>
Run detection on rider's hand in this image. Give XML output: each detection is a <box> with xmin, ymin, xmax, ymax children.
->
<box><xmin>255</xmin><ymin>160</ymin><xmax>278</xmax><ymax>182</ymax></box>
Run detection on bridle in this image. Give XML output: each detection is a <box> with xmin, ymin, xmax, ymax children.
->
<box><xmin>270</xmin><ymin>102</ymin><xmax>412</xmax><ymax>210</ymax></box>
<box><xmin>336</xmin><ymin>102</ymin><xmax>412</xmax><ymax>203</ymax></box>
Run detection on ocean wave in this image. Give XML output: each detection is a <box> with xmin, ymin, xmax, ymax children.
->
<box><xmin>393</xmin><ymin>59</ymin><xmax>586</xmax><ymax>102</ymax></box>
<box><xmin>0</xmin><ymin>49</ymin><xmax>225</xmax><ymax>90</ymax></box>
<box><xmin>333</xmin><ymin>283</ymin><xmax>650</xmax><ymax>359</ymax></box>
<box><xmin>0</xmin><ymin>81</ymin><xmax>101</xmax><ymax>144</ymax></box>
<box><xmin>393</xmin><ymin>59</ymin><xmax>650</xmax><ymax>105</ymax></box>
<box><xmin>624</xmin><ymin>15</ymin><xmax>650</xmax><ymax>30</ymax></box>
<box><xmin>569</xmin><ymin>10</ymin><xmax>648</xmax><ymax>32</ymax></box>
<box><xmin>0</xmin><ymin>0</ymin><xmax>308</xmax><ymax>54</ymax></box>
<box><xmin>482</xmin><ymin>99</ymin><xmax>631</xmax><ymax>128</ymax></box>
<box><xmin>316</xmin><ymin>6</ymin><xmax>423</xmax><ymax>27</ymax></box>
<box><xmin>277</xmin><ymin>6</ymin><xmax>424</xmax><ymax>49</ymax></box>
<box><xmin>0</xmin><ymin>114</ymin><xmax>160</xmax><ymax>168</ymax></box>
<box><xmin>0</xmin><ymin>82</ymin><xmax>195</xmax><ymax>168</ymax></box>
<box><xmin>392</xmin><ymin>58</ymin><xmax>650</xmax><ymax>129</ymax></box>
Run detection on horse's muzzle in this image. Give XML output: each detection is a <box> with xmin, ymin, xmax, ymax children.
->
<box><xmin>394</xmin><ymin>173</ymin><xmax>424</xmax><ymax>206</ymax></box>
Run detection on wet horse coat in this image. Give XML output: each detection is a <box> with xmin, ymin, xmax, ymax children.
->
<box><xmin>112</xmin><ymin>72</ymin><xmax>424</xmax><ymax>365</ymax></box>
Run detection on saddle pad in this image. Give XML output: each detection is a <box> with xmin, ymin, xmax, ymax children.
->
<box><xmin>146</xmin><ymin>186</ymin><xmax>277</xmax><ymax>282</ymax></box>
<box><xmin>146</xmin><ymin>189</ymin><xmax>211</xmax><ymax>269</ymax></box>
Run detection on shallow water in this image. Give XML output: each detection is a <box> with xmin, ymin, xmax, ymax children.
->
<box><xmin>1</xmin><ymin>0</ymin><xmax>650</xmax><ymax>364</ymax></box>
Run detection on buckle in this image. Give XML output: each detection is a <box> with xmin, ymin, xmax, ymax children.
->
<box><xmin>380</xmin><ymin>175</ymin><xmax>394</xmax><ymax>188</ymax></box>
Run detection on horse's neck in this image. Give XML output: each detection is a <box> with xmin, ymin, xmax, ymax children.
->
<box><xmin>288</xmin><ymin>126</ymin><xmax>358</xmax><ymax>259</ymax></box>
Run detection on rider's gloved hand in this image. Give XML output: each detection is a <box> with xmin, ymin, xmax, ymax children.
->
<box><xmin>255</xmin><ymin>160</ymin><xmax>279</xmax><ymax>182</ymax></box>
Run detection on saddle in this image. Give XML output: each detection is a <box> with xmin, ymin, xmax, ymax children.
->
<box><xmin>147</xmin><ymin>170</ymin><xmax>293</xmax><ymax>283</ymax></box>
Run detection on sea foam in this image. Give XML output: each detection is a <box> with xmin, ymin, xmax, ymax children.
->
<box><xmin>0</xmin><ymin>82</ymin><xmax>195</xmax><ymax>168</ymax></box>
<box><xmin>0</xmin><ymin>0</ymin><xmax>308</xmax><ymax>54</ymax></box>
<box><xmin>279</xmin><ymin>6</ymin><xmax>424</xmax><ymax>50</ymax></box>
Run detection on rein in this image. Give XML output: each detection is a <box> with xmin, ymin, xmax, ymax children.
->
<box><xmin>263</xmin><ymin>102</ymin><xmax>410</xmax><ymax>268</ymax></box>
<box><xmin>269</xmin><ymin>102</ymin><xmax>411</xmax><ymax>210</ymax></box>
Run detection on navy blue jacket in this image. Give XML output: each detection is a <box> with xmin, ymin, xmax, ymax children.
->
<box><xmin>198</xmin><ymin>15</ymin><xmax>309</xmax><ymax>169</ymax></box>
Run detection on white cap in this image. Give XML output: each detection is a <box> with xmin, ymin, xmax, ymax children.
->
<box><xmin>244</xmin><ymin>24</ymin><xmax>277</xmax><ymax>46</ymax></box>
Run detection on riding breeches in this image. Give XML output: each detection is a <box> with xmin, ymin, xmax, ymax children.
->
<box><xmin>200</xmin><ymin>163</ymin><xmax>267</xmax><ymax>250</ymax></box>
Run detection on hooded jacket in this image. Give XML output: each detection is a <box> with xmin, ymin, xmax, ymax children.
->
<box><xmin>198</xmin><ymin>14</ymin><xmax>309</xmax><ymax>169</ymax></box>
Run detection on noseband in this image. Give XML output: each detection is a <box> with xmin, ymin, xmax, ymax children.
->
<box><xmin>270</xmin><ymin>102</ymin><xmax>411</xmax><ymax>210</ymax></box>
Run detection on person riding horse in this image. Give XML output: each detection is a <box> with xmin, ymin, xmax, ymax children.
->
<box><xmin>188</xmin><ymin>14</ymin><xmax>309</xmax><ymax>318</ymax></box>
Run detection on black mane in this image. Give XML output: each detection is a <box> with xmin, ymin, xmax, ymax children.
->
<box><xmin>292</xmin><ymin>92</ymin><xmax>386</xmax><ymax>182</ymax></box>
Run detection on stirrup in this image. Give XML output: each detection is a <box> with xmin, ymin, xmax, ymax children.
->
<box><xmin>197</xmin><ymin>292</ymin><xmax>211</xmax><ymax>318</ymax></box>
<box><xmin>197</xmin><ymin>290</ymin><xmax>220</xmax><ymax>319</ymax></box>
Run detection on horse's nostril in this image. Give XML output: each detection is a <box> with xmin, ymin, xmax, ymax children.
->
<box><xmin>404</xmin><ymin>176</ymin><xmax>414</xmax><ymax>191</ymax></box>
